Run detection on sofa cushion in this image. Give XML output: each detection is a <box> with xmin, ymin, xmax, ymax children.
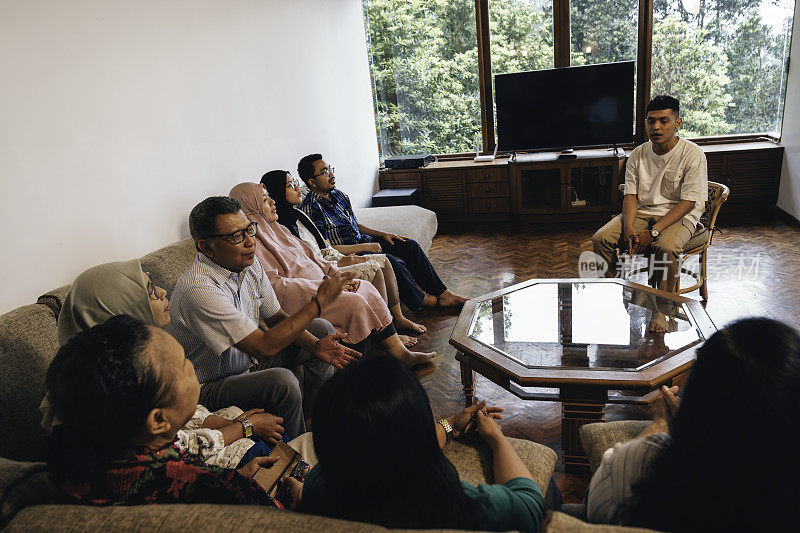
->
<box><xmin>444</xmin><ymin>435</ymin><xmax>557</xmax><ymax>495</ymax></box>
<box><xmin>353</xmin><ymin>206</ymin><xmax>437</xmax><ymax>254</ymax></box>
<box><xmin>139</xmin><ymin>238</ymin><xmax>198</xmax><ymax>298</ymax></box>
<box><xmin>0</xmin><ymin>303</ymin><xmax>60</xmax><ymax>461</ymax></box>
<box><xmin>682</xmin><ymin>222</ymin><xmax>708</xmax><ymax>252</ymax></box>
<box><xmin>543</xmin><ymin>510</ymin><xmax>660</xmax><ymax>532</ymax></box>
<box><xmin>580</xmin><ymin>421</ymin><xmax>651</xmax><ymax>474</ymax></box>
<box><xmin>36</xmin><ymin>286</ymin><xmax>70</xmax><ymax>319</ymax></box>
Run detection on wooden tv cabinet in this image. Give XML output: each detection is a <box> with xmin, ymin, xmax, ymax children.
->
<box><xmin>377</xmin><ymin>142</ymin><xmax>784</xmax><ymax>224</ymax></box>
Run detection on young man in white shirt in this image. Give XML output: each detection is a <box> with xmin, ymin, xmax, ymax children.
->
<box><xmin>591</xmin><ymin>95</ymin><xmax>707</xmax><ymax>331</ymax></box>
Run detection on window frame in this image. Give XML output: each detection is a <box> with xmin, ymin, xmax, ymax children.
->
<box><xmin>428</xmin><ymin>0</ymin><xmax>786</xmax><ymax>159</ymax></box>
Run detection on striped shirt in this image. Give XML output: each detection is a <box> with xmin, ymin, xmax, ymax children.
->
<box><xmin>166</xmin><ymin>253</ymin><xmax>281</xmax><ymax>384</ymax></box>
<box><xmin>586</xmin><ymin>432</ymin><xmax>670</xmax><ymax>525</ymax></box>
<box><xmin>298</xmin><ymin>189</ymin><xmax>373</xmax><ymax>246</ymax></box>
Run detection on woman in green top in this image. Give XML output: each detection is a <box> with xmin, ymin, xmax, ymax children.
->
<box><xmin>297</xmin><ymin>355</ymin><xmax>546</xmax><ymax>532</ymax></box>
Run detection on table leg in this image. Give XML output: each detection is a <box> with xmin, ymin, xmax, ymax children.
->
<box><xmin>458</xmin><ymin>352</ymin><xmax>476</xmax><ymax>407</ymax></box>
<box><xmin>560</xmin><ymin>386</ymin><xmax>608</xmax><ymax>474</ymax></box>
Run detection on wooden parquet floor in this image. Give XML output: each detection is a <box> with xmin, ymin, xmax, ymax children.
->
<box><xmin>407</xmin><ymin>219</ymin><xmax>800</xmax><ymax>503</ymax></box>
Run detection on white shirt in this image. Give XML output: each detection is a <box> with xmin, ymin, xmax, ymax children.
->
<box><xmin>166</xmin><ymin>253</ymin><xmax>281</xmax><ymax>384</ymax></box>
<box><xmin>624</xmin><ymin>138</ymin><xmax>707</xmax><ymax>228</ymax></box>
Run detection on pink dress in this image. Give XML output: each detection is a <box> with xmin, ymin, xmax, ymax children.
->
<box><xmin>230</xmin><ymin>183</ymin><xmax>392</xmax><ymax>344</ymax></box>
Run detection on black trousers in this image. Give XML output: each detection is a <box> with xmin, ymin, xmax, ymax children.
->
<box><xmin>360</xmin><ymin>237</ymin><xmax>447</xmax><ymax>309</ymax></box>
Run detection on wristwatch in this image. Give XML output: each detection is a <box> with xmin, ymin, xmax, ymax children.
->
<box><xmin>437</xmin><ymin>419</ymin><xmax>453</xmax><ymax>443</ymax></box>
<box><xmin>650</xmin><ymin>227</ymin><xmax>660</xmax><ymax>239</ymax></box>
<box><xmin>239</xmin><ymin>416</ymin><xmax>254</xmax><ymax>439</ymax></box>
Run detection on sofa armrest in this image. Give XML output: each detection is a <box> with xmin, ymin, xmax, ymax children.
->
<box><xmin>0</xmin><ymin>458</ymin><xmax>62</xmax><ymax>525</ymax></box>
<box><xmin>543</xmin><ymin>510</ymin><xmax>661</xmax><ymax>532</ymax></box>
<box><xmin>353</xmin><ymin>206</ymin><xmax>437</xmax><ymax>254</ymax></box>
<box><xmin>443</xmin><ymin>435</ymin><xmax>557</xmax><ymax>495</ymax></box>
<box><xmin>580</xmin><ymin>421</ymin><xmax>651</xmax><ymax>475</ymax></box>
<box><xmin>36</xmin><ymin>286</ymin><xmax>71</xmax><ymax>319</ymax></box>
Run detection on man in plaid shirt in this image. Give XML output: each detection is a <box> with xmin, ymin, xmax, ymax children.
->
<box><xmin>297</xmin><ymin>153</ymin><xmax>467</xmax><ymax>310</ymax></box>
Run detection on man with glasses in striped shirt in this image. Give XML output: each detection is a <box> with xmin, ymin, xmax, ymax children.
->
<box><xmin>166</xmin><ymin>196</ymin><xmax>360</xmax><ymax>441</ymax></box>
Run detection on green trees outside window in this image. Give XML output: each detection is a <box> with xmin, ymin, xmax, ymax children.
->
<box><xmin>651</xmin><ymin>0</ymin><xmax>793</xmax><ymax>137</ymax></box>
<box><xmin>363</xmin><ymin>0</ymin><xmax>795</xmax><ymax>157</ymax></box>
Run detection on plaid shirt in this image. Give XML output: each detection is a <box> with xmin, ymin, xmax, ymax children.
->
<box><xmin>299</xmin><ymin>189</ymin><xmax>374</xmax><ymax>246</ymax></box>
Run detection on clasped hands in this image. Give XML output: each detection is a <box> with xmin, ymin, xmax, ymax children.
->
<box><xmin>445</xmin><ymin>400</ymin><xmax>505</xmax><ymax>442</ymax></box>
<box><xmin>623</xmin><ymin>225</ymin><xmax>654</xmax><ymax>255</ymax></box>
<box><xmin>651</xmin><ymin>385</ymin><xmax>681</xmax><ymax>434</ymax></box>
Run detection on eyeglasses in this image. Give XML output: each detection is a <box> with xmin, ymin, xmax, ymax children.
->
<box><xmin>287</xmin><ymin>178</ymin><xmax>300</xmax><ymax>189</ymax></box>
<box><xmin>208</xmin><ymin>221</ymin><xmax>258</xmax><ymax>244</ymax></box>
<box><xmin>313</xmin><ymin>166</ymin><xmax>334</xmax><ymax>178</ymax></box>
<box><xmin>144</xmin><ymin>272</ymin><xmax>159</xmax><ymax>300</ymax></box>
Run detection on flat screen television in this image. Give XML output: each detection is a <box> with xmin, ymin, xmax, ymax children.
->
<box><xmin>495</xmin><ymin>61</ymin><xmax>634</xmax><ymax>152</ymax></box>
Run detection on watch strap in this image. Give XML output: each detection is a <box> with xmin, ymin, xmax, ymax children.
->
<box><xmin>239</xmin><ymin>417</ymin><xmax>254</xmax><ymax>439</ymax></box>
<box><xmin>437</xmin><ymin>419</ymin><xmax>453</xmax><ymax>442</ymax></box>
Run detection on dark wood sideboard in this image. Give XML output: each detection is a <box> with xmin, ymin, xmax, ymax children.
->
<box><xmin>378</xmin><ymin>142</ymin><xmax>784</xmax><ymax>224</ymax></box>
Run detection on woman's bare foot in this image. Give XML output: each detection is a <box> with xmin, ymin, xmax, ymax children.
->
<box><xmin>422</xmin><ymin>294</ymin><xmax>438</xmax><ymax>307</ymax></box>
<box><xmin>383</xmin><ymin>336</ymin><xmax>436</xmax><ymax>366</ymax></box>
<box><xmin>400</xmin><ymin>350</ymin><xmax>436</xmax><ymax>366</ymax></box>
<box><xmin>437</xmin><ymin>290</ymin><xmax>468</xmax><ymax>308</ymax></box>
<box><xmin>398</xmin><ymin>334</ymin><xmax>418</xmax><ymax>348</ymax></box>
<box><xmin>394</xmin><ymin>315</ymin><xmax>426</xmax><ymax>334</ymax></box>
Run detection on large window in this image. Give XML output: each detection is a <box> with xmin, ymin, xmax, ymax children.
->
<box><xmin>489</xmin><ymin>1</ymin><xmax>554</xmax><ymax>74</ymax></box>
<box><xmin>362</xmin><ymin>0</ymin><xmax>795</xmax><ymax>157</ymax></box>
<box><xmin>651</xmin><ymin>0</ymin><xmax>794</xmax><ymax>137</ymax></box>
<box><xmin>570</xmin><ymin>0</ymin><xmax>638</xmax><ymax>65</ymax></box>
<box><xmin>363</xmin><ymin>0</ymin><xmax>480</xmax><ymax>156</ymax></box>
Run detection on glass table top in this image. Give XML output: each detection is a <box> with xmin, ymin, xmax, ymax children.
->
<box><xmin>468</xmin><ymin>281</ymin><xmax>705</xmax><ymax>371</ymax></box>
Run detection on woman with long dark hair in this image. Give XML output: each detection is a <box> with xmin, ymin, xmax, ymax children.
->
<box><xmin>261</xmin><ymin>169</ymin><xmax>425</xmax><ymax>335</ymax></box>
<box><xmin>587</xmin><ymin>317</ymin><xmax>800</xmax><ymax>531</ymax></box>
<box><xmin>299</xmin><ymin>355</ymin><xmax>546</xmax><ymax>531</ymax></box>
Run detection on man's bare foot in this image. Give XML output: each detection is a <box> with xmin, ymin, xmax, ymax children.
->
<box><xmin>437</xmin><ymin>290</ymin><xmax>467</xmax><ymax>308</ymax></box>
<box><xmin>422</xmin><ymin>294</ymin><xmax>438</xmax><ymax>307</ymax></box>
<box><xmin>394</xmin><ymin>315</ymin><xmax>426</xmax><ymax>334</ymax></box>
<box><xmin>649</xmin><ymin>312</ymin><xmax>676</xmax><ymax>333</ymax></box>
<box><xmin>398</xmin><ymin>334</ymin><xmax>418</xmax><ymax>348</ymax></box>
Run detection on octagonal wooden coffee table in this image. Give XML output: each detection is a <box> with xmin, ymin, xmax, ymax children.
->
<box><xmin>449</xmin><ymin>278</ymin><xmax>717</xmax><ymax>473</ymax></box>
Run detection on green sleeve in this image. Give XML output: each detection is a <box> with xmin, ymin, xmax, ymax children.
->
<box><xmin>461</xmin><ymin>477</ymin><xmax>545</xmax><ymax>533</ymax></box>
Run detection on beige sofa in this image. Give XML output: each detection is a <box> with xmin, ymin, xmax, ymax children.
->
<box><xmin>0</xmin><ymin>206</ymin><xmax>561</xmax><ymax>531</ymax></box>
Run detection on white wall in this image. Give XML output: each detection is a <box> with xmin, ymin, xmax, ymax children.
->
<box><xmin>0</xmin><ymin>0</ymin><xmax>380</xmax><ymax>313</ymax></box>
<box><xmin>778</xmin><ymin>0</ymin><xmax>800</xmax><ymax>218</ymax></box>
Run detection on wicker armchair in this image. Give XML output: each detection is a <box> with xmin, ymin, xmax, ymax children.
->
<box><xmin>617</xmin><ymin>181</ymin><xmax>730</xmax><ymax>300</ymax></box>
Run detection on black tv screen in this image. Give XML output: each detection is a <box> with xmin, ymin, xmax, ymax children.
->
<box><xmin>495</xmin><ymin>61</ymin><xmax>634</xmax><ymax>152</ymax></box>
